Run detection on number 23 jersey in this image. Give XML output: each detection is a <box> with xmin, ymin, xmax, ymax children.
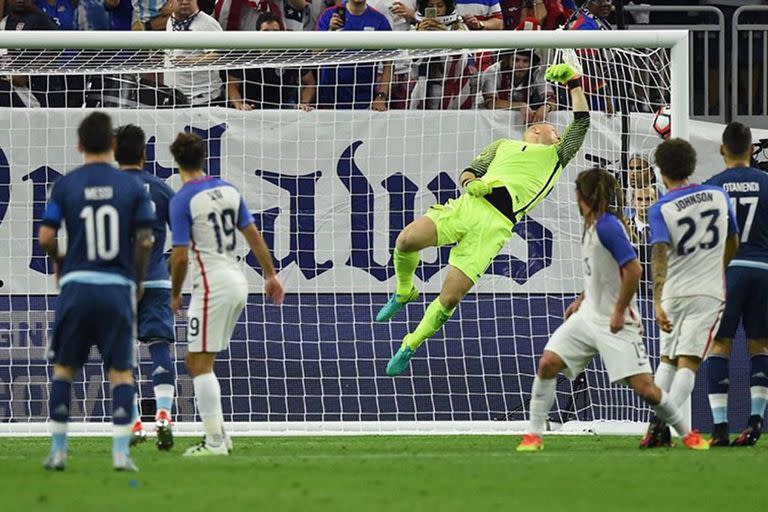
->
<box><xmin>169</xmin><ymin>176</ymin><xmax>254</xmax><ymax>286</ymax></box>
<box><xmin>648</xmin><ymin>184</ymin><xmax>738</xmax><ymax>302</ymax></box>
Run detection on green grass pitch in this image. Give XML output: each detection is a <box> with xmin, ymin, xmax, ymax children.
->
<box><xmin>1</xmin><ymin>436</ymin><xmax>764</xmax><ymax>511</ymax></box>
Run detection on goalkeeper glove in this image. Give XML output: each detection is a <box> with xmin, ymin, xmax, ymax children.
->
<box><xmin>545</xmin><ymin>63</ymin><xmax>579</xmax><ymax>84</ymax></box>
<box><xmin>465</xmin><ymin>179</ymin><xmax>491</xmax><ymax>197</ymax></box>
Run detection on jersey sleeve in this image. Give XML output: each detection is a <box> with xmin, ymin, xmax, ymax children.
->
<box><xmin>237</xmin><ymin>196</ymin><xmax>254</xmax><ymax>229</ymax></box>
<box><xmin>134</xmin><ymin>183</ymin><xmax>156</xmax><ymax>229</ymax></box>
<box><xmin>169</xmin><ymin>193</ymin><xmax>192</xmax><ymax>246</ymax></box>
<box><xmin>41</xmin><ymin>180</ymin><xmax>65</xmax><ymax>229</ymax></box>
<box><xmin>722</xmin><ymin>189</ymin><xmax>739</xmax><ymax>237</ymax></box>
<box><xmin>555</xmin><ymin>111</ymin><xmax>590</xmax><ymax>166</ymax></box>
<box><xmin>596</xmin><ymin>214</ymin><xmax>637</xmax><ymax>267</ymax></box>
<box><xmin>465</xmin><ymin>139</ymin><xmax>504</xmax><ymax>178</ymax></box>
<box><xmin>160</xmin><ymin>180</ymin><xmax>176</xmax><ymax>228</ymax></box>
<box><xmin>648</xmin><ymin>202</ymin><xmax>671</xmax><ymax>245</ymax></box>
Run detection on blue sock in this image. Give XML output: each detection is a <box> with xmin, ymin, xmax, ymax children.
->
<box><xmin>706</xmin><ymin>355</ymin><xmax>729</xmax><ymax>424</ymax></box>
<box><xmin>49</xmin><ymin>378</ymin><xmax>71</xmax><ymax>452</ymax></box>
<box><xmin>149</xmin><ymin>342</ymin><xmax>175</xmax><ymax>414</ymax></box>
<box><xmin>750</xmin><ymin>354</ymin><xmax>768</xmax><ymax>417</ymax></box>
<box><xmin>112</xmin><ymin>383</ymin><xmax>134</xmax><ymax>457</ymax></box>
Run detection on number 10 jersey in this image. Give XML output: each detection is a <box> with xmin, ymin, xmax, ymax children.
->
<box><xmin>648</xmin><ymin>184</ymin><xmax>738</xmax><ymax>302</ymax></box>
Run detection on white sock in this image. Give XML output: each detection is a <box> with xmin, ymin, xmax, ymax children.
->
<box><xmin>193</xmin><ymin>373</ymin><xmax>224</xmax><ymax>446</ymax></box>
<box><xmin>528</xmin><ymin>376</ymin><xmax>556</xmax><ymax>436</ymax></box>
<box><xmin>669</xmin><ymin>368</ymin><xmax>697</xmax><ymax>407</ymax></box>
<box><xmin>651</xmin><ymin>390</ymin><xmax>690</xmax><ymax>436</ymax></box>
<box><xmin>654</xmin><ymin>362</ymin><xmax>676</xmax><ymax>392</ymax></box>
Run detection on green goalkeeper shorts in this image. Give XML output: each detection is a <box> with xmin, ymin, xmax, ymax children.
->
<box><xmin>424</xmin><ymin>194</ymin><xmax>515</xmax><ymax>284</ymax></box>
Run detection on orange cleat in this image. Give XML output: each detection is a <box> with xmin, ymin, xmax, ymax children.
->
<box><xmin>682</xmin><ymin>430</ymin><xmax>710</xmax><ymax>450</ymax></box>
<box><xmin>130</xmin><ymin>420</ymin><xmax>148</xmax><ymax>447</ymax></box>
<box><xmin>516</xmin><ymin>433</ymin><xmax>544</xmax><ymax>452</ymax></box>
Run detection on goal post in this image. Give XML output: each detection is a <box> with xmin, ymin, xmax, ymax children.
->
<box><xmin>0</xmin><ymin>30</ymin><xmax>690</xmax><ymax>436</ymax></box>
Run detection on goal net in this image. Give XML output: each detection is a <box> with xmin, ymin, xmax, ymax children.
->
<box><xmin>0</xmin><ymin>31</ymin><xmax>688</xmax><ymax>435</ymax></box>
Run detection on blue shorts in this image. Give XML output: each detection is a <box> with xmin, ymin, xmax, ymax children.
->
<box><xmin>716</xmin><ymin>265</ymin><xmax>768</xmax><ymax>339</ymax></box>
<box><xmin>137</xmin><ymin>287</ymin><xmax>175</xmax><ymax>343</ymax></box>
<box><xmin>49</xmin><ymin>282</ymin><xmax>135</xmax><ymax>371</ymax></box>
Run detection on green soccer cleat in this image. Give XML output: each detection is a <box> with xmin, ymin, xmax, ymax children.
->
<box><xmin>375</xmin><ymin>287</ymin><xmax>419</xmax><ymax>322</ymax></box>
<box><xmin>386</xmin><ymin>344</ymin><xmax>416</xmax><ymax>377</ymax></box>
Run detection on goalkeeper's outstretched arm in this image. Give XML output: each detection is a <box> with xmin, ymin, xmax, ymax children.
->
<box><xmin>544</xmin><ymin>63</ymin><xmax>591</xmax><ymax>166</ymax></box>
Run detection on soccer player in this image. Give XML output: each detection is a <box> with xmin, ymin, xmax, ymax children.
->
<box><xmin>40</xmin><ymin>112</ymin><xmax>155</xmax><ymax>471</ymax></box>
<box><xmin>377</xmin><ymin>63</ymin><xmax>590</xmax><ymax>377</ymax></box>
<box><xmin>516</xmin><ymin>168</ymin><xmax>706</xmax><ymax>451</ymax></box>
<box><xmin>704</xmin><ymin>122</ymin><xmax>768</xmax><ymax>446</ymax></box>
<box><xmin>642</xmin><ymin>138</ymin><xmax>739</xmax><ymax>447</ymax></box>
<box><xmin>168</xmin><ymin>132</ymin><xmax>284</xmax><ymax>456</ymax></box>
<box><xmin>115</xmin><ymin>124</ymin><xmax>177</xmax><ymax>450</ymax></box>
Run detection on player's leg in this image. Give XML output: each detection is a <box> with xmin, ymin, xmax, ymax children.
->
<box><xmin>376</xmin><ymin>216</ymin><xmax>439</xmax><ymax>322</ymax></box>
<box><xmin>184</xmin><ymin>278</ymin><xmax>247</xmax><ymax>456</ymax></box>
<box><xmin>626</xmin><ymin>373</ymin><xmax>707</xmax><ymax>450</ymax></box>
<box><xmin>137</xmin><ymin>286</ymin><xmax>177</xmax><ymax>450</ymax></box>
<box><xmin>706</xmin><ymin>338</ymin><xmax>732</xmax><ymax>446</ymax></box>
<box><xmin>99</xmin><ymin>284</ymin><xmax>141</xmax><ymax>471</ymax></box>
<box><xmin>732</xmin><ymin>269</ymin><xmax>768</xmax><ymax>446</ymax></box>
<box><xmin>44</xmin><ymin>364</ymin><xmax>76</xmax><ymax>470</ymax></box>
<box><xmin>705</xmin><ymin>265</ymin><xmax>744</xmax><ymax>445</ymax></box>
<box><xmin>518</xmin><ymin>316</ymin><xmax>595</xmax><ymax>451</ymax></box>
<box><xmin>386</xmin><ymin>265</ymin><xmax>470</xmax><ymax>376</ymax></box>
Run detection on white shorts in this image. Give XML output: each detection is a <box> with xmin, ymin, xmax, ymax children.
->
<box><xmin>659</xmin><ymin>296</ymin><xmax>724</xmax><ymax>359</ymax></box>
<box><xmin>545</xmin><ymin>312</ymin><xmax>652</xmax><ymax>384</ymax></box>
<box><xmin>187</xmin><ymin>271</ymin><xmax>248</xmax><ymax>353</ymax></box>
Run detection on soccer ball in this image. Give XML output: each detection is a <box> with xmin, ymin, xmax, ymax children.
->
<box><xmin>653</xmin><ymin>105</ymin><xmax>671</xmax><ymax>139</ymax></box>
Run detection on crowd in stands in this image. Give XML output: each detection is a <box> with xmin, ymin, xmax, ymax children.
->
<box><xmin>0</xmin><ymin>0</ymin><xmax>679</xmax><ymax>111</ymax></box>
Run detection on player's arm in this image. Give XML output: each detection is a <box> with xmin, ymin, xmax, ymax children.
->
<box><xmin>237</xmin><ymin>197</ymin><xmax>285</xmax><ymax>305</ymax></box>
<box><xmin>38</xmin><ymin>182</ymin><xmax>64</xmax><ymax>279</ymax></box>
<box><xmin>564</xmin><ymin>292</ymin><xmax>584</xmax><ymax>319</ymax></box>
<box><xmin>646</xmin><ymin>203</ymin><xmax>672</xmax><ymax>332</ymax></box>
<box><xmin>545</xmin><ymin>63</ymin><xmax>590</xmax><ymax>166</ymax></box>
<box><xmin>460</xmin><ymin>139</ymin><xmax>504</xmax><ymax>197</ymax></box>
<box><xmin>723</xmin><ymin>190</ymin><xmax>740</xmax><ymax>268</ymax></box>
<box><xmin>168</xmin><ymin>193</ymin><xmax>192</xmax><ymax>313</ymax></box>
<box><xmin>134</xmin><ymin>228</ymin><xmax>154</xmax><ymax>299</ymax></box>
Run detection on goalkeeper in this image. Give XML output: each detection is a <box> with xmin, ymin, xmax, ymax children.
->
<box><xmin>377</xmin><ymin>63</ymin><xmax>590</xmax><ymax>377</ymax></box>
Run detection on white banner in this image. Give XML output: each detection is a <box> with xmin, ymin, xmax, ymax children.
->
<box><xmin>0</xmin><ymin>108</ymin><xmax>753</xmax><ymax>295</ymax></box>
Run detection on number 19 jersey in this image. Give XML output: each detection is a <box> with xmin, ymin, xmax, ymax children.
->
<box><xmin>648</xmin><ymin>184</ymin><xmax>738</xmax><ymax>301</ymax></box>
<box><xmin>169</xmin><ymin>176</ymin><xmax>254</xmax><ymax>285</ymax></box>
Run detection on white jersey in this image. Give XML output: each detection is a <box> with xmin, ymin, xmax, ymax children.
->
<box><xmin>165</xmin><ymin>11</ymin><xmax>223</xmax><ymax>105</ymax></box>
<box><xmin>580</xmin><ymin>213</ymin><xmax>641</xmax><ymax>326</ymax></box>
<box><xmin>648</xmin><ymin>184</ymin><xmax>738</xmax><ymax>301</ymax></box>
<box><xmin>169</xmin><ymin>176</ymin><xmax>253</xmax><ymax>287</ymax></box>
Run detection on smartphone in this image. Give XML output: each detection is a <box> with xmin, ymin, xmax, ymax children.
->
<box><xmin>425</xmin><ymin>7</ymin><xmax>437</xmax><ymax>18</ymax></box>
<box><xmin>335</xmin><ymin>6</ymin><xmax>346</xmax><ymax>25</ymax></box>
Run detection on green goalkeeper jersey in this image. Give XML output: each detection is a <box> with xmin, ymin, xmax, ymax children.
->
<box><xmin>465</xmin><ymin>112</ymin><xmax>590</xmax><ymax>219</ymax></box>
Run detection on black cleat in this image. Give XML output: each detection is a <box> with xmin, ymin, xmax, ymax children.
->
<box><xmin>640</xmin><ymin>417</ymin><xmax>672</xmax><ymax>448</ymax></box>
<box><xmin>731</xmin><ymin>415</ymin><xmax>763</xmax><ymax>447</ymax></box>
<box><xmin>709</xmin><ymin>422</ymin><xmax>730</xmax><ymax>447</ymax></box>
<box><xmin>155</xmin><ymin>412</ymin><xmax>174</xmax><ymax>451</ymax></box>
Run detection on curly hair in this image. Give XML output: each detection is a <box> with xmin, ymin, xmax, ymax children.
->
<box><xmin>575</xmin><ymin>167</ymin><xmax>625</xmax><ymax>231</ymax></box>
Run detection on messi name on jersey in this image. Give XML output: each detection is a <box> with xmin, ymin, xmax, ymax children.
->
<box><xmin>673</xmin><ymin>190</ymin><xmax>714</xmax><ymax>212</ymax></box>
<box><xmin>84</xmin><ymin>186</ymin><xmax>114</xmax><ymax>200</ymax></box>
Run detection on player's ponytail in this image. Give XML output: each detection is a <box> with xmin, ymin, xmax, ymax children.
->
<box><xmin>575</xmin><ymin>167</ymin><xmax>628</xmax><ymax>233</ymax></box>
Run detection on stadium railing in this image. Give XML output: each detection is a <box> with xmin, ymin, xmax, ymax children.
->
<box><xmin>732</xmin><ymin>5</ymin><xmax>768</xmax><ymax>129</ymax></box>
<box><xmin>626</xmin><ymin>4</ymin><xmax>725</xmax><ymax>124</ymax></box>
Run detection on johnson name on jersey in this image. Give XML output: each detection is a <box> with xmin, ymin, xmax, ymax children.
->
<box><xmin>648</xmin><ymin>184</ymin><xmax>739</xmax><ymax>301</ymax></box>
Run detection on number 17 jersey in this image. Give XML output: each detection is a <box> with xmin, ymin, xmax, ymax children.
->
<box><xmin>648</xmin><ymin>184</ymin><xmax>738</xmax><ymax>301</ymax></box>
<box><xmin>169</xmin><ymin>176</ymin><xmax>254</xmax><ymax>287</ymax></box>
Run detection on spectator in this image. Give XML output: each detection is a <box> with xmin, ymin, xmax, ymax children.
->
<box><xmin>454</xmin><ymin>0</ymin><xmax>501</xmax><ymax>30</ymax></box>
<box><xmin>77</xmin><ymin>0</ymin><xmax>109</xmax><ymax>29</ymax></box>
<box><xmin>215</xmin><ymin>0</ymin><xmax>306</xmax><ymax>30</ymax></box>
<box><xmin>36</xmin><ymin>0</ymin><xmax>77</xmax><ymax>29</ymax></box>
<box><xmin>131</xmin><ymin>0</ymin><xmax>175</xmax><ymax>30</ymax></box>
<box><xmin>369</xmin><ymin>0</ymin><xmax>418</xmax><ymax>108</ymax></box>
<box><xmin>227</xmin><ymin>12</ymin><xmax>315</xmax><ymax>110</ymax></box>
<box><xmin>106</xmin><ymin>0</ymin><xmax>134</xmax><ymax>29</ymax></box>
<box><xmin>0</xmin><ymin>0</ymin><xmax>62</xmax><ymax>108</ymax></box>
<box><xmin>480</xmin><ymin>49</ymin><xmax>554</xmax><ymax>123</ymax></box>
<box><xmin>500</xmin><ymin>0</ymin><xmax>570</xmax><ymax>30</ymax></box>
<box><xmin>316</xmin><ymin>0</ymin><xmax>392</xmax><ymax>111</ymax></box>
<box><xmin>565</xmin><ymin>0</ymin><xmax>611</xmax><ymax>30</ymax></box>
<box><xmin>164</xmin><ymin>0</ymin><xmax>224</xmax><ymax>105</ymax></box>
<box><xmin>409</xmin><ymin>0</ymin><xmax>475</xmax><ymax>110</ymax></box>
